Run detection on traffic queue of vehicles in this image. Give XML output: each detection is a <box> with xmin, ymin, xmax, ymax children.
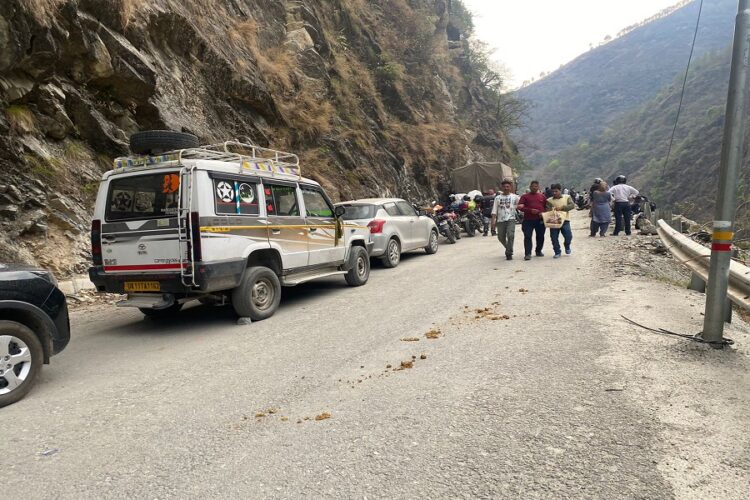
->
<box><xmin>0</xmin><ymin>131</ymin><xmax>486</xmax><ymax>407</ymax></box>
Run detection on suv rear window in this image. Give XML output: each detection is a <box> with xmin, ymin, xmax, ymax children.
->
<box><xmin>340</xmin><ymin>204</ymin><xmax>375</xmax><ymax>220</ymax></box>
<box><xmin>106</xmin><ymin>172</ymin><xmax>180</xmax><ymax>221</ymax></box>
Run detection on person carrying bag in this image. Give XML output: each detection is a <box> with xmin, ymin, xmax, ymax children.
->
<box><xmin>544</xmin><ymin>183</ymin><xmax>575</xmax><ymax>258</ymax></box>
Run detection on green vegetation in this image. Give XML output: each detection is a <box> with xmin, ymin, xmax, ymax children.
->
<box><xmin>6</xmin><ymin>105</ymin><xmax>36</xmax><ymax>134</ymax></box>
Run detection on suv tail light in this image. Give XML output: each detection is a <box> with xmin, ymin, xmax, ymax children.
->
<box><xmin>367</xmin><ymin>219</ymin><xmax>386</xmax><ymax>234</ymax></box>
<box><xmin>91</xmin><ymin>219</ymin><xmax>102</xmax><ymax>265</ymax></box>
<box><xmin>189</xmin><ymin>212</ymin><xmax>202</xmax><ymax>262</ymax></box>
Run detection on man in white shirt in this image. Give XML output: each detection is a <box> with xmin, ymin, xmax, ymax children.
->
<box><xmin>608</xmin><ymin>175</ymin><xmax>639</xmax><ymax>236</ymax></box>
<box><xmin>491</xmin><ymin>180</ymin><xmax>520</xmax><ymax>260</ymax></box>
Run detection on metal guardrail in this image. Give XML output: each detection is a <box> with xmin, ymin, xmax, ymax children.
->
<box><xmin>657</xmin><ymin>219</ymin><xmax>750</xmax><ymax>310</ymax></box>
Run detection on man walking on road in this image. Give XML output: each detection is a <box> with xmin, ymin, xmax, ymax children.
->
<box><xmin>491</xmin><ymin>180</ymin><xmax>520</xmax><ymax>261</ymax></box>
<box><xmin>609</xmin><ymin>175</ymin><xmax>639</xmax><ymax>236</ymax></box>
<box><xmin>517</xmin><ymin>180</ymin><xmax>547</xmax><ymax>260</ymax></box>
<box><xmin>546</xmin><ymin>183</ymin><xmax>575</xmax><ymax>258</ymax></box>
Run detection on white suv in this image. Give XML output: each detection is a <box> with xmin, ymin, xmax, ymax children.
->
<box><xmin>89</xmin><ymin>131</ymin><xmax>373</xmax><ymax>321</ymax></box>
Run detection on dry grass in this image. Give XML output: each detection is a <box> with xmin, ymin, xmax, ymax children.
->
<box><xmin>6</xmin><ymin>105</ymin><xmax>36</xmax><ymax>134</ymax></box>
<box><xmin>20</xmin><ymin>0</ymin><xmax>65</xmax><ymax>26</ymax></box>
<box><xmin>119</xmin><ymin>0</ymin><xmax>148</xmax><ymax>26</ymax></box>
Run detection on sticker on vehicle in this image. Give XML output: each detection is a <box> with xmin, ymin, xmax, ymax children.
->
<box><xmin>239</xmin><ymin>183</ymin><xmax>255</xmax><ymax>203</ymax></box>
<box><xmin>216</xmin><ymin>181</ymin><xmax>234</xmax><ymax>203</ymax></box>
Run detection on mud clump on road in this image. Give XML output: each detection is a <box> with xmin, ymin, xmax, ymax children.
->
<box><xmin>401</xmin><ymin>337</ymin><xmax>420</xmax><ymax>342</ymax></box>
<box><xmin>425</xmin><ymin>328</ymin><xmax>441</xmax><ymax>339</ymax></box>
<box><xmin>398</xmin><ymin>360</ymin><xmax>414</xmax><ymax>370</ymax></box>
<box><xmin>471</xmin><ymin>307</ymin><xmax>511</xmax><ymax>322</ymax></box>
<box><xmin>315</xmin><ymin>412</ymin><xmax>332</xmax><ymax>421</ymax></box>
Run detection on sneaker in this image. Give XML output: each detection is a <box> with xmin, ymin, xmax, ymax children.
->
<box><xmin>536</xmin><ymin>251</ymin><xmax>544</xmax><ymax>257</ymax></box>
<box><xmin>506</xmin><ymin>255</ymin><xmax>513</xmax><ymax>261</ymax></box>
<box><xmin>565</xmin><ymin>248</ymin><xmax>572</xmax><ymax>255</ymax></box>
<box><xmin>482</xmin><ymin>233</ymin><xmax>488</xmax><ymax>237</ymax></box>
<box><xmin>553</xmin><ymin>253</ymin><xmax>561</xmax><ymax>259</ymax></box>
<box><xmin>524</xmin><ymin>255</ymin><xmax>532</xmax><ymax>261</ymax></box>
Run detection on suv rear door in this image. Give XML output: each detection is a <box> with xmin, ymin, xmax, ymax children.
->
<box><xmin>301</xmin><ymin>185</ymin><xmax>344</xmax><ymax>266</ymax></box>
<box><xmin>263</xmin><ymin>182</ymin><xmax>308</xmax><ymax>270</ymax></box>
<box><xmin>100</xmin><ymin>171</ymin><xmax>184</xmax><ymax>278</ymax></box>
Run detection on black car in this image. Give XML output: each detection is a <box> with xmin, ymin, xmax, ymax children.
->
<box><xmin>0</xmin><ymin>263</ymin><xmax>70</xmax><ymax>407</ymax></box>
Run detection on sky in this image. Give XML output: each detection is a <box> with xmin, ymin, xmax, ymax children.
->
<box><xmin>462</xmin><ymin>0</ymin><xmax>682</xmax><ymax>88</ymax></box>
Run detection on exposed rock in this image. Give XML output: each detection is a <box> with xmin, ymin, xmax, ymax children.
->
<box><xmin>285</xmin><ymin>28</ymin><xmax>315</xmax><ymax>52</ymax></box>
<box><xmin>0</xmin><ymin>204</ymin><xmax>18</xmax><ymax>218</ymax></box>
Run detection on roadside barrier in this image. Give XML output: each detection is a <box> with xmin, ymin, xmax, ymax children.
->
<box><xmin>657</xmin><ymin>219</ymin><xmax>750</xmax><ymax>311</ymax></box>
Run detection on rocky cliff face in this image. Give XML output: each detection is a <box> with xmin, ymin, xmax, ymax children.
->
<box><xmin>0</xmin><ymin>0</ymin><xmax>517</xmax><ymax>276</ymax></box>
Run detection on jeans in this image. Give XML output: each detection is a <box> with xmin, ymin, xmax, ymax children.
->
<box><xmin>550</xmin><ymin>221</ymin><xmax>572</xmax><ymax>255</ymax></box>
<box><xmin>496</xmin><ymin>219</ymin><xmax>516</xmax><ymax>256</ymax></box>
<box><xmin>613</xmin><ymin>202</ymin><xmax>632</xmax><ymax>235</ymax></box>
<box><xmin>521</xmin><ymin>219</ymin><xmax>546</xmax><ymax>256</ymax></box>
<box><xmin>590</xmin><ymin>221</ymin><xmax>609</xmax><ymax>236</ymax></box>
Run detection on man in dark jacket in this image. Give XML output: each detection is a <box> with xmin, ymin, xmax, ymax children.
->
<box><xmin>517</xmin><ymin>180</ymin><xmax>548</xmax><ymax>260</ymax></box>
<box><xmin>481</xmin><ymin>189</ymin><xmax>496</xmax><ymax>236</ymax></box>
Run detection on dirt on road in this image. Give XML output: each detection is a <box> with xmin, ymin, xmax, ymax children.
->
<box><xmin>2</xmin><ymin>213</ymin><xmax>748</xmax><ymax>499</ymax></box>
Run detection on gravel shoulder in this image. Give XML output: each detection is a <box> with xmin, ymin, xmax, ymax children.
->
<box><xmin>1</xmin><ymin>213</ymin><xmax>748</xmax><ymax>498</ymax></box>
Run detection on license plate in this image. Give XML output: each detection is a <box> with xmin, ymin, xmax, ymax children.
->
<box><xmin>124</xmin><ymin>281</ymin><xmax>161</xmax><ymax>292</ymax></box>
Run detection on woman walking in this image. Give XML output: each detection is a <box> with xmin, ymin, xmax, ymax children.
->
<box><xmin>546</xmin><ymin>183</ymin><xmax>575</xmax><ymax>259</ymax></box>
<box><xmin>589</xmin><ymin>182</ymin><xmax>612</xmax><ymax>237</ymax></box>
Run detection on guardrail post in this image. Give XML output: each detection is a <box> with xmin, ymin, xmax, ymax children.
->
<box><xmin>688</xmin><ymin>273</ymin><xmax>706</xmax><ymax>293</ymax></box>
<box><xmin>703</xmin><ymin>0</ymin><xmax>750</xmax><ymax>346</ymax></box>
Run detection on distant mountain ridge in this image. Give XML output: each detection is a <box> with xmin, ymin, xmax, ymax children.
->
<box><xmin>515</xmin><ymin>0</ymin><xmax>737</xmax><ymax>170</ymax></box>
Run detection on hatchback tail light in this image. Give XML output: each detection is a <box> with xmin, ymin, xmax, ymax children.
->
<box><xmin>367</xmin><ymin>219</ymin><xmax>386</xmax><ymax>234</ymax></box>
<box><xmin>91</xmin><ymin>219</ymin><xmax>102</xmax><ymax>265</ymax></box>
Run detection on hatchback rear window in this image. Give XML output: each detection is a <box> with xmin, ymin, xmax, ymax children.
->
<box><xmin>340</xmin><ymin>204</ymin><xmax>375</xmax><ymax>220</ymax></box>
<box><xmin>106</xmin><ymin>172</ymin><xmax>180</xmax><ymax>221</ymax></box>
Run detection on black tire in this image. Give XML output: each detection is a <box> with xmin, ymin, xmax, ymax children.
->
<box><xmin>425</xmin><ymin>229</ymin><xmax>439</xmax><ymax>254</ymax></box>
<box><xmin>140</xmin><ymin>302</ymin><xmax>183</xmax><ymax>318</ymax></box>
<box><xmin>345</xmin><ymin>246</ymin><xmax>370</xmax><ymax>287</ymax></box>
<box><xmin>381</xmin><ymin>238</ymin><xmax>401</xmax><ymax>268</ymax></box>
<box><xmin>465</xmin><ymin>221</ymin><xmax>476</xmax><ymax>237</ymax></box>
<box><xmin>0</xmin><ymin>320</ymin><xmax>43</xmax><ymax>408</ymax></box>
<box><xmin>232</xmin><ymin>266</ymin><xmax>281</xmax><ymax>321</ymax></box>
<box><xmin>445</xmin><ymin>229</ymin><xmax>456</xmax><ymax>244</ymax></box>
<box><xmin>129</xmin><ymin>130</ymin><xmax>200</xmax><ymax>155</ymax></box>
<box><xmin>453</xmin><ymin>224</ymin><xmax>461</xmax><ymax>240</ymax></box>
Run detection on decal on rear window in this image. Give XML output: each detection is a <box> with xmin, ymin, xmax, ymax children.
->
<box><xmin>106</xmin><ymin>173</ymin><xmax>180</xmax><ymax>221</ymax></box>
<box><xmin>214</xmin><ymin>179</ymin><xmax>259</xmax><ymax>216</ymax></box>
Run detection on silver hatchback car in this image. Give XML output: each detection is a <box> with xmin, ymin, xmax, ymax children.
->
<box><xmin>336</xmin><ymin>198</ymin><xmax>439</xmax><ymax>268</ymax></box>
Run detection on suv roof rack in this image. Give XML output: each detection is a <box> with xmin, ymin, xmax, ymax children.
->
<box><xmin>112</xmin><ymin>141</ymin><xmax>301</xmax><ymax>178</ymax></box>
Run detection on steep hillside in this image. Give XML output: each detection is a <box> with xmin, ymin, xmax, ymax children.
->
<box><xmin>0</xmin><ymin>0</ymin><xmax>521</xmax><ymax>275</ymax></box>
<box><xmin>542</xmin><ymin>47</ymin><xmax>750</xmax><ymax>231</ymax></box>
<box><xmin>515</xmin><ymin>0</ymin><xmax>736</xmax><ymax>168</ymax></box>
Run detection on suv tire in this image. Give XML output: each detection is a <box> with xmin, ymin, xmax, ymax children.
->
<box><xmin>345</xmin><ymin>246</ymin><xmax>370</xmax><ymax>287</ymax></box>
<box><xmin>424</xmin><ymin>229</ymin><xmax>439</xmax><ymax>254</ymax></box>
<box><xmin>129</xmin><ymin>130</ymin><xmax>200</xmax><ymax>155</ymax></box>
<box><xmin>0</xmin><ymin>320</ymin><xmax>43</xmax><ymax>408</ymax></box>
<box><xmin>140</xmin><ymin>303</ymin><xmax>183</xmax><ymax>318</ymax></box>
<box><xmin>232</xmin><ymin>266</ymin><xmax>281</xmax><ymax>321</ymax></box>
<box><xmin>382</xmin><ymin>238</ymin><xmax>401</xmax><ymax>268</ymax></box>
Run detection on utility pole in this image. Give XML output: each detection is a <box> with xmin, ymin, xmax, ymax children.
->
<box><xmin>702</xmin><ymin>0</ymin><xmax>750</xmax><ymax>345</ymax></box>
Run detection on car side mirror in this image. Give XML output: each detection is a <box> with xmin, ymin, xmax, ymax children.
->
<box><xmin>334</xmin><ymin>206</ymin><xmax>346</xmax><ymax>217</ymax></box>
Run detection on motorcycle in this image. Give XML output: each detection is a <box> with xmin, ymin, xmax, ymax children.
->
<box><xmin>427</xmin><ymin>204</ymin><xmax>457</xmax><ymax>244</ymax></box>
<box><xmin>460</xmin><ymin>209</ymin><xmax>482</xmax><ymax>237</ymax></box>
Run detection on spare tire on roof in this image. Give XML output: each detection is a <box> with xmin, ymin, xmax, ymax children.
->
<box><xmin>129</xmin><ymin>130</ymin><xmax>200</xmax><ymax>155</ymax></box>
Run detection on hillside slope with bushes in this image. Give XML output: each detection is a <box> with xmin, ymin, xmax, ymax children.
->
<box><xmin>515</xmin><ymin>0</ymin><xmax>736</xmax><ymax>169</ymax></box>
<box><xmin>0</xmin><ymin>0</ymin><xmax>522</xmax><ymax>275</ymax></box>
<box><xmin>542</xmin><ymin>47</ymin><xmax>750</xmax><ymax>231</ymax></box>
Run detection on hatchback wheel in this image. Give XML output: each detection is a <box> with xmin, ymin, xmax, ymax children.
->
<box><xmin>0</xmin><ymin>321</ymin><xmax>43</xmax><ymax>408</ymax></box>
<box><xmin>232</xmin><ymin>266</ymin><xmax>282</xmax><ymax>321</ymax></box>
<box><xmin>382</xmin><ymin>238</ymin><xmax>401</xmax><ymax>268</ymax></box>
<box><xmin>425</xmin><ymin>230</ymin><xmax>439</xmax><ymax>254</ymax></box>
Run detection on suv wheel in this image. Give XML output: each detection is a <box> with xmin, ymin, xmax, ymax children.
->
<box><xmin>382</xmin><ymin>238</ymin><xmax>401</xmax><ymax>268</ymax></box>
<box><xmin>345</xmin><ymin>246</ymin><xmax>370</xmax><ymax>286</ymax></box>
<box><xmin>424</xmin><ymin>230</ymin><xmax>439</xmax><ymax>254</ymax></box>
<box><xmin>232</xmin><ymin>266</ymin><xmax>281</xmax><ymax>321</ymax></box>
<box><xmin>140</xmin><ymin>302</ymin><xmax>183</xmax><ymax>318</ymax></box>
<box><xmin>0</xmin><ymin>321</ymin><xmax>43</xmax><ymax>408</ymax></box>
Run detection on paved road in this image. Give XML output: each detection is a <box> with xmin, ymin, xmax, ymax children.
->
<box><xmin>2</xmin><ymin>215</ymin><xmax>749</xmax><ymax>499</ymax></box>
